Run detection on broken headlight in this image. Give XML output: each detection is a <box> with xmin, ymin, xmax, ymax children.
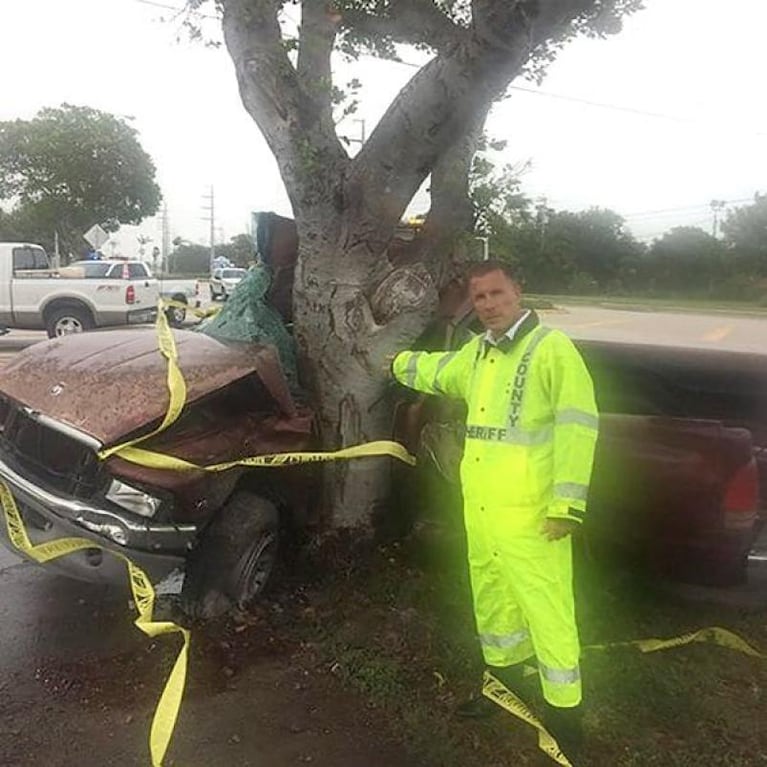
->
<box><xmin>105</xmin><ymin>479</ymin><xmax>161</xmax><ymax>518</ymax></box>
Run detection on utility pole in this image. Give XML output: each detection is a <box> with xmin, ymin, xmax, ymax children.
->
<box><xmin>474</xmin><ymin>236</ymin><xmax>490</xmax><ymax>261</ymax></box>
<box><xmin>710</xmin><ymin>199</ymin><xmax>726</xmax><ymax>238</ymax></box>
<box><xmin>536</xmin><ymin>196</ymin><xmax>549</xmax><ymax>252</ymax></box>
<box><xmin>160</xmin><ymin>201</ymin><xmax>170</xmax><ymax>274</ymax></box>
<box><xmin>202</xmin><ymin>185</ymin><xmax>215</xmax><ymax>274</ymax></box>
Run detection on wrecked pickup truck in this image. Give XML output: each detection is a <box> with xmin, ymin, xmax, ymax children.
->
<box><xmin>0</xmin><ymin>315</ymin><xmax>318</xmax><ymax>617</ymax></box>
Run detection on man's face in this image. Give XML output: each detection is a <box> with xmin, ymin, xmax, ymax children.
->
<box><xmin>468</xmin><ymin>269</ymin><xmax>523</xmax><ymax>337</ymax></box>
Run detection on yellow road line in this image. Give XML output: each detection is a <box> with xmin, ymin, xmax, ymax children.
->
<box><xmin>702</xmin><ymin>326</ymin><xmax>733</xmax><ymax>342</ymax></box>
<box><xmin>565</xmin><ymin>318</ymin><xmax>633</xmax><ymax>330</ymax></box>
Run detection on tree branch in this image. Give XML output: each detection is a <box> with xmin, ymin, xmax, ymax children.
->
<box><xmin>222</xmin><ymin>0</ymin><xmax>349</xmax><ymax>210</ymax></box>
<box><xmin>297</xmin><ymin>0</ymin><xmax>339</xmax><ymax>131</ymax></box>
<box><xmin>343</xmin><ymin>0</ymin><xmax>600</xmax><ymax>260</ymax></box>
<box><xmin>395</xmin><ymin>102</ymin><xmax>490</xmax><ymax>286</ymax></box>
<box><xmin>222</xmin><ymin>0</ymin><xmax>302</xmax><ymax>137</ymax></box>
<box><xmin>340</xmin><ymin>0</ymin><xmax>467</xmax><ymax>53</ymax></box>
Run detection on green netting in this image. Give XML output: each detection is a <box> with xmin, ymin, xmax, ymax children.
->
<box><xmin>197</xmin><ymin>266</ymin><xmax>300</xmax><ymax>393</ymax></box>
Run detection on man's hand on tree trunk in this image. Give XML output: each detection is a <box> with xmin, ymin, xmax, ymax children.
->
<box><xmin>383</xmin><ymin>352</ymin><xmax>397</xmax><ymax>376</ymax></box>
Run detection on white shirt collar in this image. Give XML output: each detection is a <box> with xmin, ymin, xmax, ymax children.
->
<box><xmin>484</xmin><ymin>310</ymin><xmax>531</xmax><ymax>346</ymax></box>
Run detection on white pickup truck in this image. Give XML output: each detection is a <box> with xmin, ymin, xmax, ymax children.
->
<box><xmin>0</xmin><ymin>243</ymin><xmax>158</xmax><ymax>337</ymax></box>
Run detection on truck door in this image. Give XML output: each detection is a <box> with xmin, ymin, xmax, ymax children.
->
<box><xmin>126</xmin><ymin>262</ymin><xmax>159</xmax><ymax>308</ymax></box>
<box><xmin>8</xmin><ymin>245</ymin><xmax>52</xmax><ymax>327</ymax></box>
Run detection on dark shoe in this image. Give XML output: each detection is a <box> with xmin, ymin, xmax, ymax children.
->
<box><xmin>455</xmin><ymin>694</ymin><xmax>499</xmax><ymax>719</ymax></box>
<box><xmin>489</xmin><ymin>661</ymin><xmax>536</xmax><ymax>691</ymax></box>
<box><xmin>544</xmin><ymin>703</ymin><xmax>583</xmax><ymax>759</ymax></box>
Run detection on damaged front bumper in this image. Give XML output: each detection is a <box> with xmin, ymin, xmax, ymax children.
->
<box><xmin>0</xmin><ymin>453</ymin><xmax>197</xmax><ymax>584</ymax></box>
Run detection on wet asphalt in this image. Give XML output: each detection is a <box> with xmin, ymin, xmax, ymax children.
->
<box><xmin>0</xmin><ymin>548</ymin><xmax>413</xmax><ymax>767</ymax></box>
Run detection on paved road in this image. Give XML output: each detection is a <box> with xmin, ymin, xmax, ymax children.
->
<box><xmin>543</xmin><ymin>304</ymin><xmax>767</xmax><ymax>353</ymax></box>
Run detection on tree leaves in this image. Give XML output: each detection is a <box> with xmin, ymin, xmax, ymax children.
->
<box><xmin>0</xmin><ymin>104</ymin><xmax>161</xmax><ymax>256</ymax></box>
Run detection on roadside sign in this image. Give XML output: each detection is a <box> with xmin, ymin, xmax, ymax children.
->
<box><xmin>83</xmin><ymin>223</ymin><xmax>109</xmax><ymax>250</ymax></box>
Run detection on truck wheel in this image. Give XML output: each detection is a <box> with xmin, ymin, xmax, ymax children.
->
<box><xmin>209</xmin><ymin>285</ymin><xmax>218</xmax><ymax>301</ymax></box>
<box><xmin>45</xmin><ymin>305</ymin><xmax>94</xmax><ymax>338</ymax></box>
<box><xmin>181</xmin><ymin>492</ymin><xmax>279</xmax><ymax>619</ymax></box>
<box><xmin>165</xmin><ymin>295</ymin><xmax>187</xmax><ymax>326</ymax></box>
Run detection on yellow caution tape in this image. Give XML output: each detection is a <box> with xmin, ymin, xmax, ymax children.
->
<box><xmin>112</xmin><ymin>439</ymin><xmax>417</xmax><ymax>472</ymax></box>
<box><xmin>584</xmin><ymin>626</ymin><xmax>766</xmax><ymax>658</ymax></box>
<box><xmin>0</xmin><ymin>479</ymin><xmax>188</xmax><ymax>767</ymax></box>
<box><xmin>483</xmin><ymin>671</ymin><xmax>573</xmax><ymax>767</ymax></box>
<box><xmin>487</xmin><ymin>628</ymin><xmax>766</xmax><ymax>765</ymax></box>
<box><xmin>162</xmin><ymin>298</ymin><xmax>221</xmax><ymax>320</ymax></box>
<box><xmin>15</xmin><ymin>292</ymin><xmax>767</xmax><ymax>767</ymax></box>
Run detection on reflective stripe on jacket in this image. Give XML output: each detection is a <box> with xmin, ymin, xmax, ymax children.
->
<box><xmin>392</xmin><ymin>322</ymin><xmax>598</xmax><ymax>531</ymax></box>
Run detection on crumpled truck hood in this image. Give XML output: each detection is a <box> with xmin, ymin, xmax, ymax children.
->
<box><xmin>0</xmin><ymin>328</ymin><xmax>296</xmax><ymax>447</ymax></box>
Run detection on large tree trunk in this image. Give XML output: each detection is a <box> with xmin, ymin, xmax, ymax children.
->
<box><xmin>292</xmin><ymin>212</ymin><xmax>438</xmax><ymax>527</ymax></box>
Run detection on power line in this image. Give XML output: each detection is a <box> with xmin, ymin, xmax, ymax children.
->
<box><xmin>620</xmin><ymin>204</ymin><xmax>712</xmax><ymax>220</ymax></box>
<box><xmin>506</xmin><ymin>84</ymin><xmax>701</xmax><ymax>124</ymax></box>
<box><xmin>384</xmin><ymin>58</ymin><xmax>766</xmax><ymax>133</ymax></box>
<box><xmin>635</xmin><ymin>216</ymin><xmax>715</xmax><ymax>241</ymax></box>
<box><xmin>621</xmin><ymin>197</ymin><xmax>754</xmax><ymax>220</ymax></box>
<box><xmin>135</xmin><ymin>0</ymin><xmax>219</xmax><ymax>20</ymax></box>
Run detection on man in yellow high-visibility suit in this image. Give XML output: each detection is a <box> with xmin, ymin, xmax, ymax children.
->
<box><xmin>391</xmin><ymin>260</ymin><xmax>598</xmax><ymax>756</ymax></box>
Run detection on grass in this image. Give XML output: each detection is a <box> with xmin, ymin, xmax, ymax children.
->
<box><xmin>274</xmin><ymin>486</ymin><xmax>767</xmax><ymax>767</ymax></box>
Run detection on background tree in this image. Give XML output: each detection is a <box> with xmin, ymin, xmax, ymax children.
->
<box><xmin>169</xmin><ymin>240</ymin><xmax>213</xmax><ymax>274</ymax></box>
<box><xmin>643</xmin><ymin>226</ymin><xmax>726</xmax><ymax>296</ymax></box>
<box><xmin>721</xmin><ymin>193</ymin><xmax>767</xmax><ymax>275</ymax></box>
<box><xmin>470</xmin><ymin>140</ymin><xmax>532</xmax><ymax>235</ymax></box>
<box><xmin>486</xmin><ymin>203</ymin><xmax>643</xmax><ymax>294</ymax></box>
<box><xmin>544</xmin><ymin>207</ymin><xmax>643</xmax><ymax>293</ymax></box>
<box><xmin>216</xmin><ymin>233</ymin><xmax>257</xmax><ymax>266</ymax></box>
<box><xmin>200</xmin><ymin>0</ymin><xmax>643</xmax><ymax>528</ymax></box>
<box><xmin>168</xmin><ymin>234</ymin><xmax>256</xmax><ymax>274</ymax></box>
<box><xmin>0</xmin><ymin>104</ymin><xmax>162</xmax><ymax>257</ymax></box>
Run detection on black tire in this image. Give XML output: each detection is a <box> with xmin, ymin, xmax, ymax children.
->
<box><xmin>165</xmin><ymin>295</ymin><xmax>187</xmax><ymax>326</ymax></box>
<box><xmin>45</xmin><ymin>304</ymin><xmax>94</xmax><ymax>338</ymax></box>
<box><xmin>209</xmin><ymin>284</ymin><xmax>218</xmax><ymax>301</ymax></box>
<box><xmin>181</xmin><ymin>492</ymin><xmax>279</xmax><ymax>619</ymax></box>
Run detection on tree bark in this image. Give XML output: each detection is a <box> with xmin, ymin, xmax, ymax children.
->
<box><xmin>291</xmin><ymin>212</ymin><xmax>438</xmax><ymax>527</ymax></box>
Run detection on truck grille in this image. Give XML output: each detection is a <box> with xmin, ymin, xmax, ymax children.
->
<box><xmin>0</xmin><ymin>398</ymin><xmax>102</xmax><ymax>498</ymax></box>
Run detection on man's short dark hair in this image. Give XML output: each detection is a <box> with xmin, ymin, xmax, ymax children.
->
<box><xmin>466</xmin><ymin>259</ymin><xmax>519</xmax><ymax>284</ymax></box>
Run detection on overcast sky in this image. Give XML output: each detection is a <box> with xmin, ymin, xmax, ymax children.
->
<box><xmin>1</xmin><ymin>0</ymin><xmax>765</xmax><ymax>258</ymax></box>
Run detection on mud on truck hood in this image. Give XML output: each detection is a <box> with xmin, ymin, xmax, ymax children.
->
<box><xmin>0</xmin><ymin>328</ymin><xmax>297</xmax><ymax>447</ymax></box>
